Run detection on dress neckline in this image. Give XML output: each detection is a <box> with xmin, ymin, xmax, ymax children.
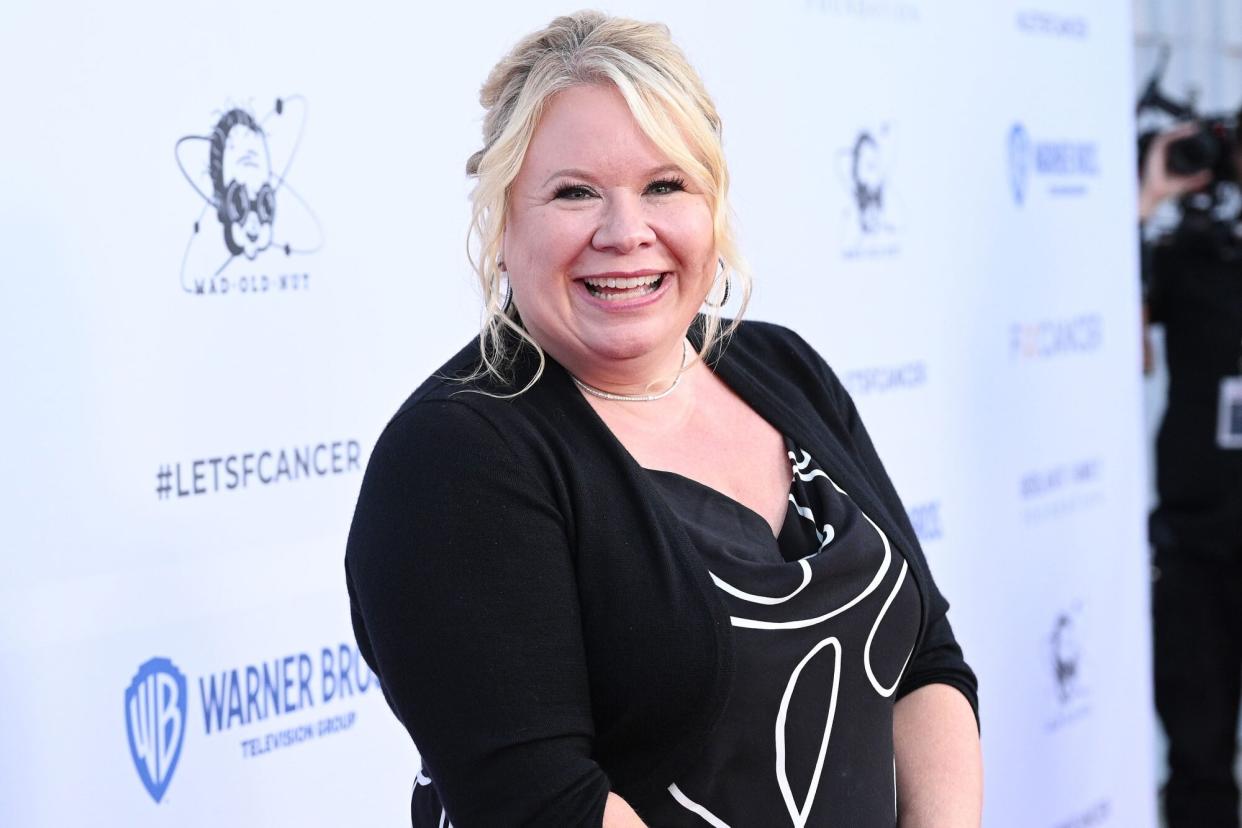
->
<box><xmin>645</xmin><ymin>465</ymin><xmax>789</xmax><ymax>544</ymax></box>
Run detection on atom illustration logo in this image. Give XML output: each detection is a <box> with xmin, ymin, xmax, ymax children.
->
<box><xmin>175</xmin><ymin>96</ymin><xmax>322</xmax><ymax>294</ymax></box>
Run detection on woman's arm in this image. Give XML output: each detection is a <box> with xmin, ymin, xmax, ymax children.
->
<box><xmin>347</xmin><ymin>400</ymin><xmax>610</xmax><ymax>825</ymax></box>
<box><xmin>604</xmin><ymin>792</ymin><xmax>648</xmax><ymax>827</ymax></box>
<box><xmin>894</xmin><ymin>683</ymin><xmax>983</xmax><ymax>828</ymax></box>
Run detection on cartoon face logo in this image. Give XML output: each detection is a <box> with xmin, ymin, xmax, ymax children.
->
<box><xmin>175</xmin><ymin>97</ymin><xmax>322</xmax><ymax>293</ymax></box>
<box><xmin>1050</xmin><ymin>611</ymin><xmax>1081</xmax><ymax>704</ymax></box>
<box><xmin>835</xmin><ymin>123</ymin><xmax>901</xmax><ymax>253</ymax></box>
<box><xmin>213</xmin><ymin>110</ymin><xmax>275</xmax><ymax>258</ymax></box>
<box><xmin>851</xmin><ymin>132</ymin><xmax>884</xmax><ymax>233</ymax></box>
<box><xmin>1008</xmin><ymin>122</ymin><xmax>1031</xmax><ymax>206</ymax></box>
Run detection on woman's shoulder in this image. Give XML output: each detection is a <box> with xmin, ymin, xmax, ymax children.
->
<box><xmin>372</xmin><ymin>336</ymin><xmax>566</xmax><ymax>473</ymax></box>
<box><xmin>719</xmin><ymin>318</ymin><xmax>847</xmax><ymax>397</ymax></box>
<box><xmin>387</xmin><ymin>333</ymin><xmax>537</xmax><ymax>414</ymax></box>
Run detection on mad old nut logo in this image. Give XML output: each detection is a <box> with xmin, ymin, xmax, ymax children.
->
<box><xmin>175</xmin><ymin>96</ymin><xmax>322</xmax><ymax>295</ymax></box>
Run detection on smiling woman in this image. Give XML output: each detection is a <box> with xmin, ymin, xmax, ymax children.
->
<box><xmin>345</xmin><ymin>10</ymin><xmax>981</xmax><ymax>828</ymax></box>
<box><xmin>462</xmin><ymin>12</ymin><xmax>748</xmax><ymax>397</ymax></box>
<box><xmin>502</xmin><ymin>82</ymin><xmax>717</xmax><ymax>390</ymax></box>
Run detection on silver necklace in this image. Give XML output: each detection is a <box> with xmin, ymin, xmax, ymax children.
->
<box><xmin>571</xmin><ymin>339</ymin><xmax>693</xmax><ymax>402</ymax></box>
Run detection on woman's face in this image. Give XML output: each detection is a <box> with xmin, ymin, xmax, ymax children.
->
<box><xmin>503</xmin><ymin>83</ymin><xmax>716</xmax><ymax>381</ymax></box>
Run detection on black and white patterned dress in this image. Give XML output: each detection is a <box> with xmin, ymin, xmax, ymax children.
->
<box><xmin>642</xmin><ymin>438</ymin><xmax>921</xmax><ymax>827</ymax></box>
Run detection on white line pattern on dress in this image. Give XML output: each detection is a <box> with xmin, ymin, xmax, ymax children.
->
<box><xmin>776</xmin><ymin>637</ymin><xmax>842</xmax><ymax>828</ymax></box>
<box><xmin>669</xmin><ymin>445</ymin><xmax>908</xmax><ymax>827</ymax></box>
<box><xmin>668</xmin><ymin>783</ymin><xmax>733</xmax><ymax>827</ymax></box>
<box><xmin>728</xmin><ymin>507</ymin><xmax>891</xmax><ymax>630</ymax></box>
<box><xmin>864</xmin><ymin>559</ymin><xmax>915</xmax><ymax>697</ymax></box>
<box><xmin>709</xmin><ymin>559</ymin><xmax>813</xmax><ymax>605</ymax></box>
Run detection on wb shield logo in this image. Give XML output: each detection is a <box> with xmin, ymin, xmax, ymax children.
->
<box><xmin>1008</xmin><ymin>122</ymin><xmax>1031</xmax><ymax>205</ymax></box>
<box><xmin>125</xmin><ymin>658</ymin><xmax>187</xmax><ymax>803</ymax></box>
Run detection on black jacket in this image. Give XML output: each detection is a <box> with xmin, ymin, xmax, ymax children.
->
<box><xmin>346</xmin><ymin>319</ymin><xmax>978</xmax><ymax>825</ymax></box>
<box><xmin>1148</xmin><ymin>238</ymin><xmax>1242</xmax><ymax>552</ymax></box>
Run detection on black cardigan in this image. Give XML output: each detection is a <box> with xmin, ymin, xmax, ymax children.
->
<box><xmin>345</xmin><ymin>319</ymin><xmax>978</xmax><ymax>826</ymax></box>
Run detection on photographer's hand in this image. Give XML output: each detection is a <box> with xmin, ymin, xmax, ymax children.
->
<box><xmin>1140</xmin><ymin>122</ymin><xmax>1213</xmax><ymax>221</ymax></box>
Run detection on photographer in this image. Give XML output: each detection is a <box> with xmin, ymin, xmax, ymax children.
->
<box><xmin>1142</xmin><ymin>119</ymin><xmax>1242</xmax><ymax>828</ymax></box>
<box><xmin>1140</xmin><ymin>124</ymin><xmax>1213</xmax><ymax>221</ymax></box>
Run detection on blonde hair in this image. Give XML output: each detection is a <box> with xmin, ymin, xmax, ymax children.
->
<box><xmin>464</xmin><ymin>10</ymin><xmax>750</xmax><ymax>393</ymax></box>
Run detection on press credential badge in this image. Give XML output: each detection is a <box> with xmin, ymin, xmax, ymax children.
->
<box><xmin>1218</xmin><ymin>375</ymin><xmax>1242</xmax><ymax>449</ymax></box>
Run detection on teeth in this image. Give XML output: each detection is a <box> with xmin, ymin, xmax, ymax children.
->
<box><xmin>584</xmin><ymin>273</ymin><xmax>667</xmax><ymax>301</ymax></box>
<box><xmin>584</xmin><ymin>274</ymin><xmax>664</xmax><ymax>289</ymax></box>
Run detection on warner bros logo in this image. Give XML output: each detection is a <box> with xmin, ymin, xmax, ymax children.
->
<box><xmin>125</xmin><ymin>657</ymin><xmax>188</xmax><ymax>803</ymax></box>
<box><xmin>1008</xmin><ymin>122</ymin><xmax>1031</xmax><ymax>206</ymax></box>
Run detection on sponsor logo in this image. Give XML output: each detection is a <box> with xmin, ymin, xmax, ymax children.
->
<box><xmin>1051</xmin><ymin>608</ymin><xmax>1083</xmax><ymax>704</ymax></box>
<box><xmin>125</xmin><ymin>643</ymin><xmax>377</xmax><ymax>802</ymax></box>
<box><xmin>1019</xmin><ymin>457</ymin><xmax>1104</xmax><ymax>523</ymax></box>
<box><xmin>1008</xmin><ymin>121</ymin><xmax>1098</xmax><ymax>204</ymax></box>
<box><xmin>835</xmin><ymin>122</ymin><xmax>902</xmax><ymax>259</ymax></box>
<box><xmin>842</xmin><ymin>360</ymin><xmax>926</xmax><ymax>395</ymax></box>
<box><xmin>807</xmin><ymin>0</ymin><xmax>920</xmax><ymax>22</ymax></box>
<box><xmin>125</xmin><ymin>658</ymin><xmax>188</xmax><ymax>803</ymax></box>
<box><xmin>1020</xmin><ymin>458</ymin><xmax>1101</xmax><ymax>499</ymax></box>
<box><xmin>1010</xmin><ymin>314</ymin><xmax>1102</xmax><ymax>359</ymax></box>
<box><xmin>844</xmin><ymin>360</ymin><xmax>924</xmax><ymax>394</ymax></box>
<box><xmin>906</xmin><ymin>499</ymin><xmax>943</xmax><ymax>543</ymax></box>
<box><xmin>1047</xmin><ymin>601</ymin><xmax>1092</xmax><ymax>731</ymax></box>
<box><xmin>1008</xmin><ymin>124</ymin><xmax>1031</xmax><ymax>205</ymax></box>
<box><xmin>1053</xmin><ymin>800</ymin><xmax>1111</xmax><ymax>828</ymax></box>
<box><xmin>175</xmin><ymin>96</ymin><xmax>322</xmax><ymax>296</ymax></box>
<box><xmin>1015</xmin><ymin>10</ymin><xmax>1088</xmax><ymax>39</ymax></box>
<box><xmin>154</xmin><ymin>439</ymin><xmax>362</xmax><ymax>501</ymax></box>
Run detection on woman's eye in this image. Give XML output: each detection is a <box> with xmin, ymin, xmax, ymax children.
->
<box><xmin>646</xmin><ymin>177</ymin><xmax>687</xmax><ymax>196</ymax></box>
<box><xmin>554</xmin><ymin>184</ymin><xmax>595</xmax><ymax>200</ymax></box>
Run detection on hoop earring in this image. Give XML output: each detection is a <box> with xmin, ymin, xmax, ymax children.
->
<box><xmin>495</xmin><ymin>253</ymin><xmax>513</xmax><ymax>313</ymax></box>
<box><xmin>500</xmin><ymin>278</ymin><xmax>513</xmax><ymax>313</ymax></box>
<box><xmin>704</xmin><ymin>259</ymin><xmax>730</xmax><ymax>309</ymax></box>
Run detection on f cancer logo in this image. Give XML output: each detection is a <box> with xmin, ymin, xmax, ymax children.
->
<box><xmin>175</xmin><ymin>96</ymin><xmax>323</xmax><ymax>296</ymax></box>
<box><xmin>125</xmin><ymin>658</ymin><xmax>188</xmax><ymax>803</ymax></box>
<box><xmin>1010</xmin><ymin>313</ymin><xmax>1103</xmax><ymax>359</ymax></box>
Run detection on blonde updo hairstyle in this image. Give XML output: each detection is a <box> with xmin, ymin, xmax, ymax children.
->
<box><xmin>464</xmin><ymin>10</ymin><xmax>750</xmax><ymax>393</ymax></box>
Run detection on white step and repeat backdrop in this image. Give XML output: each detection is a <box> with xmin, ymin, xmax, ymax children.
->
<box><xmin>0</xmin><ymin>1</ymin><xmax>1151</xmax><ymax>825</ymax></box>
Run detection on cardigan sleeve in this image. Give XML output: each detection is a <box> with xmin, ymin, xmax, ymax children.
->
<box><xmin>832</xmin><ymin>368</ymin><xmax>980</xmax><ymax>727</ymax></box>
<box><xmin>788</xmin><ymin>331</ymin><xmax>980</xmax><ymax>729</ymax></box>
<box><xmin>345</xmin><ymin>399</ymin><xmax>610</xmax><ymax>826</ymax></box>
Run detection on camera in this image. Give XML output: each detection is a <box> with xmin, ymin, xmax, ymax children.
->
<box><xmin>1136</xmin><ymin>44</ymin><xmax>1240</xmax><ymax>184</ymax></box>
<box><xmin>1136</xmin><ymin>44</ymin><xmax>1242</xmax><ymax>261</ymax></box>
<box><xmin>1165</xmin><ymin>116</ymin><xmax>1240</xmax><ymax>180</ymax></box>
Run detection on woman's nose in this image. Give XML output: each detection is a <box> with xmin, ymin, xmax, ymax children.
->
<box><xmin>591</xmin><ymin>192</ymin><xmax>656</xmax><ymax>254</ymax></box>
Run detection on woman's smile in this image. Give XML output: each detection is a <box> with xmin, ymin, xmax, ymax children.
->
<box><xmin>576</xmin><ymin>271</ymin><xmax>673</xmax><ymax>305</ymax></box>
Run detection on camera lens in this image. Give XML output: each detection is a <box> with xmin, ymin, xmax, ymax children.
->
<box><xmin>1168</xmin><ymin>129</ymin><xmax>1219</xmax><ymax>175</ymax></box>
